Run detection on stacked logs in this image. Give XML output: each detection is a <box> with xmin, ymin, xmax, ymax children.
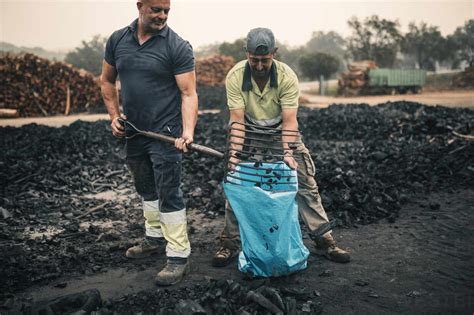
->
<box><xmin>195</xmin><ymin>55</ymin><xmax>235</xmax><ymax>87</ymax></box>
<box><xmin>453</xmin><ymin>65</ymin><xmax>474</xmax><ymax>87</ymax></box>
<box><xmin>0</xmin><ymin>53</ymin><xmax>102</xmax><ymax>117</ymax></box>
<box><xmin>195</xmin><ymin>55</ymin><xmax>235</xmax><ymax>110</ymax></box>
<box><xmin>337</xmin><ymin>60</ymin><xmax>378</xmax><ymax>96</ymax></box>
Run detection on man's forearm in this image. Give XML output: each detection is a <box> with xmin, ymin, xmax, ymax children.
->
<box><xmin>228</xmin><ymin>110</ymin><xmax>245</xmax><ymax>155</ymax></box>
<box><xmin>181</xmin><ymin>92</ymin><xmax>198</xmax><ymax>137</ymax></box>
<box><xmin>281</xmin><ymin>119</ymin><xmax>299</xmax><ymax>151</ymax></box>
<box><xmin>101</xmin><ymin>81</ymin><xmax>120</xmax><ymax>120</ymax></box>
<box><xmin>229</xmin><ymin>120</ymin><xmax>245</xmax><ymax>154</ymax></box>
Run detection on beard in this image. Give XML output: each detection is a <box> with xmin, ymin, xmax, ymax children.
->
<box><xmin>143</xmin><ymin>18</ymin><xmax>167</xmax><ymax>33</ymax></box>
<box><xmin>251</xmin><ymin>67</ymin><xmax>270</xmax><ymax>79</ymax></box>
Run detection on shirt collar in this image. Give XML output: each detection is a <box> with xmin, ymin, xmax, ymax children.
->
<box><xmin>128</xmin><ymin>19</ymin><xmax>169</xmax><ymax>38</ymax></box>
<box><xmin>242</xmin><ymin>61</ymin><xmax>278</xmax><ymax>92</ymax></box>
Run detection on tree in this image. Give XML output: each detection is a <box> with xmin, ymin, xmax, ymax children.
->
<box><xmin>448</xmin><ymin>19</ymin><xmax>474</xmax><ymax>67</ymax></box>
<box><xmin>306</xmin><ymin>31</ymin><xmax>346</xmax><ymax>58</ymax></box>
<box><xmin>305</xmin><ymin>31</ymin><xmax>346</xmax><ymax>72</ymax></box>
<box><xmin>347</xmin><ymin>15</ymin><xmax>402</xmax><ymax>67</ymax></box>
<box><xmin>65</xmin><ymin>35</ymin><xmax>107</xmax><ymax>75</ymax></box>
<box><xmin>401</xmin><ymin>22</ymin><xmax>448</xmax><ymax>71</ymax></box>
<box><xmin>218</xmin><ymin>38</ymin><xmax>246</xmax><ymax>62</ymax></box>
<box><xmin>273</xmin><ymin>41</ymin><xmax>306</xmax><ymax>76</ymax></box>
<box><xmin>298</xmin><ymin>52</ymin><xmax>340</xmax><ymax>80</ymax></box>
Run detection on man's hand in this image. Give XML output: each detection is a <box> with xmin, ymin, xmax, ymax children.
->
<box><xmin>111</xmin><ymin>114</ymin><xmax>127</xmax><ymax>138</ymax></box>
<box><xmin>283</xmin><ymin>151</ymin><xmax>298</xmax><ymax>170</ymax></box>
<box><xmin>227</xmin><ymin>151</ymin><xmax>241</xmax><ymax>171</ymax></box>
<box><xmin>175</xmin><ymin>132</ymin><xmax>193</xmax><ymax>153</ymax></box>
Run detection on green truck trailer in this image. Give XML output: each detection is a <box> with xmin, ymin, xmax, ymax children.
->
<box><xmin>366</xmin><ymin>69</ymin><xmax>427</xmax><ymax>94</ymax></box>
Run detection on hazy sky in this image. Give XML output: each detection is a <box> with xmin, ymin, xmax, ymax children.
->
<box><xmin>1</xmin><ymin>0</ymin><xmax>472</xmax><ymax>51</ymax></box>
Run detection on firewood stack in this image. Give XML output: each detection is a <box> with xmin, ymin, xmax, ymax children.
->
<box><xmin>338</xmin><ymin>60</ymin><xmax>378</xmax><ymax>96</ymax></box>
<box><xmin>0</xmin><ymin>53</ymin><xmax>102</xmax><ymax>117</ymax></box>
<box><xmin>453</xmin><ymin>65</ymin><xmax>474</xmax><ymax>88</ymax></box>
<box><xmin>195</xmin><ymin>55</ymin><xmax>235</xmax><ymax>110</ymax></box>
<box><xmin>195</xmin><ymin>55</ymin><xmax>235</xmax><ymax>87</ymax></box>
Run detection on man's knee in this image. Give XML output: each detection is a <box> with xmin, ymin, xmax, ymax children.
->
<box><xmin>127</xmin><ymin>156</ymin><xmax>158</xmax><ymax>200</ymax></box>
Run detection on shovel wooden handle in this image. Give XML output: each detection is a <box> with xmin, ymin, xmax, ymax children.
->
<box><xmin>141</xmin><ymin>130</ymin><xmax>224</xmax><ymax>159</ymax></box>
<box><xmin>119</xmin><ymin>119</ymin><xmax>224</xmax><ymax>159</ymax></box>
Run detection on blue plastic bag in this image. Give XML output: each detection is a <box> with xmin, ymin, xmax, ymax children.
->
<box><xmin>223</xmin><ymin>162</ymin><xmax>309</xmax><ymax>278</ymax></box>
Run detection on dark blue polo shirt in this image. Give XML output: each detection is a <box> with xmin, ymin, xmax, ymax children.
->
<box><xmin>104</xmin><ymin>19</ymin><xmax>195</xmax><ymax>134</ymax></box>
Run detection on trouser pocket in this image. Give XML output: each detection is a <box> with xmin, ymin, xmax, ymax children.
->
<box><xmin>302</xmin><ymin>152</ymin><xmax>316</xmax><ymax>176</ymax></box>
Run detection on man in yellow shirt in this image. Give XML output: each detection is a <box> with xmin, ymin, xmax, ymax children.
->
<box><xmin>213</xmin><ymin>27</ymin><xmax>351</xmax><ymax>267</ymax></box>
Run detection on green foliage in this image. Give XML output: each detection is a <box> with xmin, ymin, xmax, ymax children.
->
<box><xmin>306</xmin><ymin>31</ymin><xmax>346</xmax><ymax>59</ymax></box>
<box><xmin>347</xmin><ymin>15</ymin><xmax>402</xmax><ymax>67</ymax></box>
<box><xmin>65</xmin><ymin>35</ymin><xmax>107</xmax><ymax>75</ymax></box>
<box><xmin>218</xmin><ymin>38</ymin><xmax>246</xmax><ymax>62</ymax></box>
<box><xmin>448</xmin><ymin>19</ymin><xmax>474</xmax><ymax>67</ymax></box>
<box><xmin>305</xmin><ymin>31</ymin><xmax>346</xmax><ymax>72</ymax></box>
<box><xmin>273</xmin><ymin>42</ymin><xmax>305</xmax><ymax>76</ymax></box>
<box><xmin>401</xmin><ymin>22</ymin><xmax>448</xmax><ymax>71</ymax></box>
<box><xmin>298</xmin><ymin>52</ymin><xmax>340</xmax><ymax>80</ymax></box>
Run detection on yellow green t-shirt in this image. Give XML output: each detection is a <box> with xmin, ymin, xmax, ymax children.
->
<box><xmin>225</xmin><ymin>59</ymin><xmax>299</xmax><ymax>127</ymax></box>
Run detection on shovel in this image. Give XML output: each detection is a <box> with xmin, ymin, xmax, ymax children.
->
<box><xmin>118</xmin><ymin>118</ymin><xmax>224</xmax><ymax>159</ymax></box>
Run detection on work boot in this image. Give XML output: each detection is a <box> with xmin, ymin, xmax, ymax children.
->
<box><xmin>125</xmin><ymin>236</ymin><xmax>165</xmax><ymax>259</ymax></box>
<box><xmin>155</xmin><ymin>257</ymin><xmax>190</xmax><ymax>286</ymax></box>
<box><xmin>314</xmin><ymin>234</ymin><xmax>351</xmax><ymax>263</ymax></box>
<box><xmin>212</xmin><ymin>247</ymin><xmax>239</xmax><ymax>267</ymax></box>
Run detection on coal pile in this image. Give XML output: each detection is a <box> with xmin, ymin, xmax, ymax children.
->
<box><xmin>0</xmin><ymin>101</ymin><xmax>473</xmax><ymax>294</ymax></box>
<box><xmin>0</xmin><ymin>121</ymin><xmax>144</xmax><ymax>294</ymax></box>
<box><xmin>196</xmin><ymin>84</ymin><xmax>227</xmax><ymax>110</ymax></box>
<box><xmin>2</xmin><ymin>279</ymin><xmax>322</xmax><ymax>314</ymax></box>
<box><xmin>298</xmin><ymin>102</ymin><xmax>473</xmax><ymax>224</ymax></box>
<box><xmin>101</xmin><ymin>278</ymin><xmax>322</xmax><ymax>314</ymax></box>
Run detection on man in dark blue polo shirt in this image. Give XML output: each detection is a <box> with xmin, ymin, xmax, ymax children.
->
<box><xmin>100</xmin><ymin>0</ymin><xmax>198</xmax><ymax>286</ymax></box>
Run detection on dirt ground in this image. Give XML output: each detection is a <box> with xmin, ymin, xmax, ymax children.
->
<box><xmin>18</xmin><ymin>188</ymin><xmax>474</xmax><ymax>314</ymax></box>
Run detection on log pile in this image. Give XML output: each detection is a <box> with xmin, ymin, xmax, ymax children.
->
<box><xmin>195</xmin><ymin>55</ymin><xmax>235</xmax><ymax>109</ymax></box>
<box><xmin>195</xmin><ymin>55</ymin><xmax>235</xmax><ymax>87</ymax></box>
<box><xmin>453</xmin><ymin>65</ymin><xmax>474</xmax><ymax>87</ymax></box>
<box><xmin>0</xmin><ymin>53</ymin><xmax>102</xmax><ymax>117</ymax></box>
<box><xmin>338</xmin><ymin>60</ymin><xmax>378</xmax><ymax>96</ymax></box>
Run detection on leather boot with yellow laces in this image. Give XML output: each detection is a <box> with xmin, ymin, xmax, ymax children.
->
<box><xmin>314</xmin><ymin>233</ymin><xmax>351</xmax><ymax>263</ymax></box>
<box><xmin>125</xmin><ymin>236</ymin><xmax>165</xmax><ymax>259</ymax></box>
